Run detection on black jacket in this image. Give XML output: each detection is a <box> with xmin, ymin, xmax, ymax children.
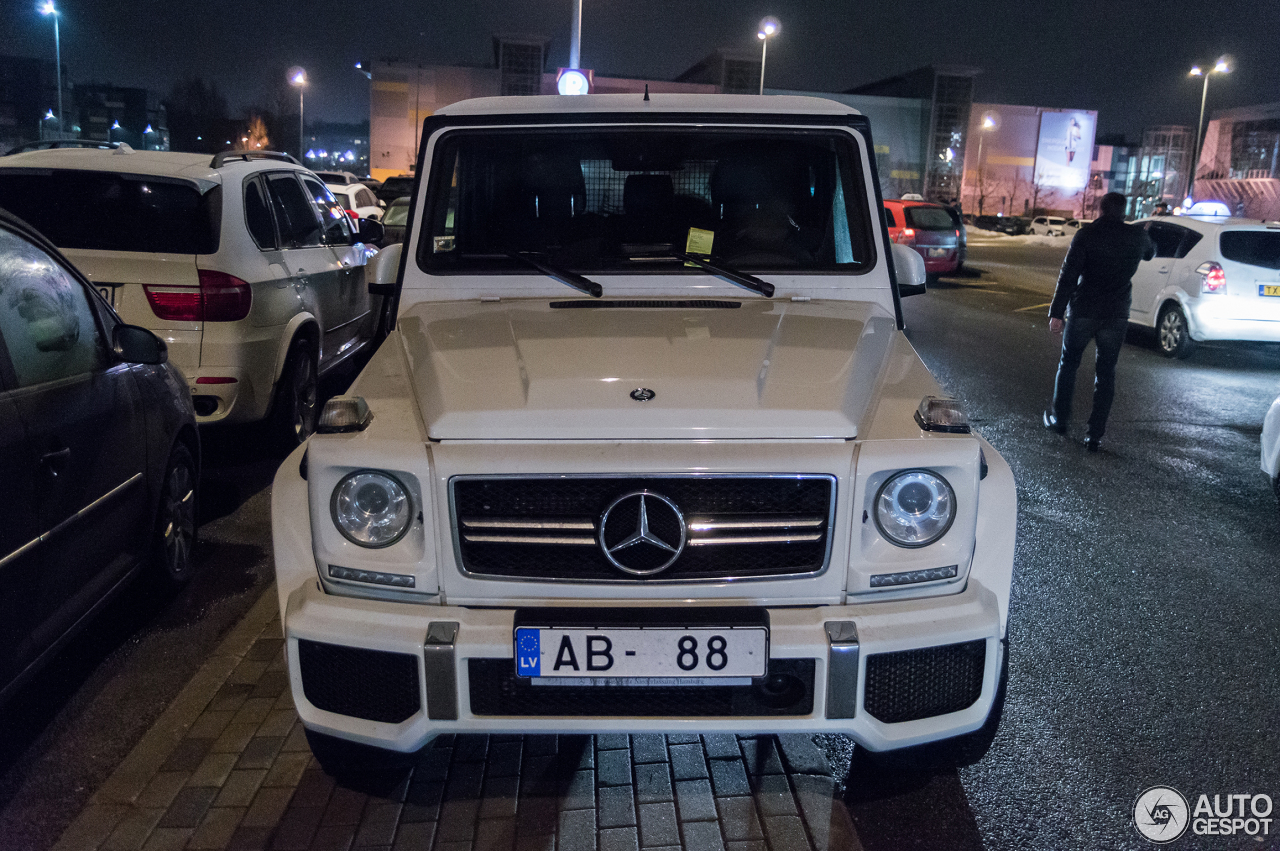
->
<box><xmin>1049</xmin><ymin>217</ymin><xmax>1156</xmax><ymax>320</ymax></box>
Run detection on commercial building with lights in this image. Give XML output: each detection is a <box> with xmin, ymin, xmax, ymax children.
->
<box><xmin>1193</xmin><ymin>101</ymin><xmax>1280</xmax><ymax>221</ymax></box>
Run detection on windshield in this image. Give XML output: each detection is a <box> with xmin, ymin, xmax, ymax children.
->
<box><xmin>383</xmin><ymin>200</ymin><xmax>411</xmax><ymax>226</ymax></box>
<box><xmin>0</xmin><ymin>169</ymin><xmax>221</xmax><ymax>254</ymax></box>
<box><xmin>418</xmin><ymin>128</ymin><xmax>874</xmax><ymax>275</ymax></box>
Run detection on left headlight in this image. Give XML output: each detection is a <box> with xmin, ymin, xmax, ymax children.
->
<box><xmin>874</xmin><ymin>469</ymin><xmax>956</xmax><ymax>548</ymax></box>
<box><xmin>331</xmin><ymin>470</ymin><xmax>413</xmax><ymax>548</ymax></box>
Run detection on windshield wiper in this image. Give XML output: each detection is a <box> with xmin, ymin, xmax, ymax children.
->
<box><xmin>670</xmin><ymin>252</ymin><xmax>775</xmax><ymax>298</ymax></box>
<box><xmin>506</xmin><ymin>251</ymin><xmax>603</xmax><ymax>298</ymax></box>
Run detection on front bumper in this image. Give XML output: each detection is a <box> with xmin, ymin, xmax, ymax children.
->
<box><xmin>280</xmin><ymin>577</ymin><xmax>1004</xmax><ymax>755</ymax></box>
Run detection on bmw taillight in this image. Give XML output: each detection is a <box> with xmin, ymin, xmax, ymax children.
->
<box><xmin>896</xmin><ymin>228</ymin><xmax>916</xmax><ymax>245</ymax></box>
<box><xmin>144</xmin><ymin>270</ymin><xmax>252</xmax><ymax>322</ymax></box>
<box><xmin>1196</xmin><ymin>261</ymin><xmax>1226</xmax><ymax>293</ymax></box>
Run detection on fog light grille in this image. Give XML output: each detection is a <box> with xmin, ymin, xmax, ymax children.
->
<box><xmin>863</xmin><ymin>640</ymin><xmax>985</xmax><ymax>723</ymax></box>
<box><xmin>298</xmin><ymin>640</ymin><xmax>420</xmax><ymax>723</ymax></box>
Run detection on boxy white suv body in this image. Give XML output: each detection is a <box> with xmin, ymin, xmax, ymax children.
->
<box><xmin>270</xmin><ymin>95</ymin><xmax>1017</xmax><ymax>771</ymax></box>
<box><xmin>0</xmin><ymin>147</ymin><xmax>381</xmax><ymax>445</ymax></box>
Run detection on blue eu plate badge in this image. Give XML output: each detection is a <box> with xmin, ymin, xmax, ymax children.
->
<box><xmin>515</xmin><ymin>628</ymin><xmax>541</xmax><ymax>677</ymax></box>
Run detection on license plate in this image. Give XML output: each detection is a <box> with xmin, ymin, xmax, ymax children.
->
<box><xmin>96</xmin><ymin>285</ymin><xmax>116</xmax><ymax>307</ymax></box>
<box><xmin>514</xmin><ymin>626</ymin><xmax>768</xmax><ymax>681</ymax></box>
<box><xmin>928</xmin><ymin>247</ymin><xmax>948</xmax><ymax>257</ymax></box>
<box><xmin>1260</xmin><ymin>284</ymin><xmax>1280</xmax><ymax>297</ymax></box>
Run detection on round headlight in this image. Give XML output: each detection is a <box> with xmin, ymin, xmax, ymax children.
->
<box><xmin>331</xmin><ymin>471</ymin><xmax>412</xmax><ymax>548</ymax></box>
<box><xmin>873</xmin><ymin>470</ymin><xmax>955</xmax><ymax>548</ymax></box>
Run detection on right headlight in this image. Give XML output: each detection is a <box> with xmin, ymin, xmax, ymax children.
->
<box><xmin>331</xmin><ymin>470</ymin><xmax>413</xmax><ymax>548</ymax></box>
<box><xmin>874</xmin><ymin>469</ymin><xmax>956</xmax><ymax>548</ymax></box>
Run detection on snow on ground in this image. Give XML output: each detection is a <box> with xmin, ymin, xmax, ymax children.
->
<box><xmin>966</xmin><ymin>229</ymin><xmax>1073</xmax><ymax>247</ymax></box>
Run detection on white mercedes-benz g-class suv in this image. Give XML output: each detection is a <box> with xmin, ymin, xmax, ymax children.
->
<box><xmin>271</xmin><ymin>94</ymin><xmax>1017</xmax><ymax>774</ymax></box>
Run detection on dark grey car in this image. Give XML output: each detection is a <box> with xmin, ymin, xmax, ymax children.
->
<box><xmin>0</xmin><ymin>207</ymin><xmax>200</xmax><ymax>702</ymax></box>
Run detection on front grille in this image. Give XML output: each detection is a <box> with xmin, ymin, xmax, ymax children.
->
<box><xmin>863</xmin><ymin>640</ymin><xmax>986</xmax><ymax>724</ymax></box>
<box><xmin>468</xmin><ymin>658</ymin><xmax>814</xmax><ymax>716</ymax></box>
<box><xmin>452</xmin><ymin>475</ymin><xmax>834</xmax><ymax>581</ymax></box>
<box><xmin>298</xmin><ymin>640</ymin><xmax>421</xmax><ymax>724</ymax></box>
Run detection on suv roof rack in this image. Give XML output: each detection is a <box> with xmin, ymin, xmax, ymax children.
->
<box><xmin>3</xmin><ymin>139</ymin><xmax>129</xmax><ymax>156</ymax></box>
<box><xmin>211</xmin><ymin>150</ymin><xmax>300</xmax><ymax>168</ymax></box>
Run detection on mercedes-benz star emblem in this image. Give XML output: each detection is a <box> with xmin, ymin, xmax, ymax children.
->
<box><xmin>599</xmin><ymin>491</ymin><xmax>686</xmax><ymax>575</ymax></box>
<box><xmin>630</xmin><ymin>387</ymin><xmax>655</xmax><ymax>402</ymax></box>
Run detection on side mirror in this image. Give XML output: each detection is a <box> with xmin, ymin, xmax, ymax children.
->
<box><xmin>892</xmin><ymin>243</ymin><xmax>928</xmax><ymax>297</ymax></box>
<box><xmin>357</xmin><ymin>217</ymin><xmax>385</xmax><ymax>246</ymax></box>
<box><xmin>368</xmin><ymin>242</ymin><xmax>401</xmax><ymax>296</ymax></box>
<box><xmin>113</xmin><ymin>323</ymin><xmax>168</xmax><ymax>365</ymax></box>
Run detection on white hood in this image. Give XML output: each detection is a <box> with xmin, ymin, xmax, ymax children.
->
<box><xmin>397</xmin><ymin>299</ymin><xmax>896</xmax><ymax>440</ymax></box>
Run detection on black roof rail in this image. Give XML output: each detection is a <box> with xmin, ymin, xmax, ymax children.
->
<box><xmin>210</xmin><ymin>150</ymin><xmax>301</xmax><ymax>168</ymax></box>
<box><xmin>2</xmin><ymin>139</ymin><xmax>128</xmax><ymax>156</ymax></box>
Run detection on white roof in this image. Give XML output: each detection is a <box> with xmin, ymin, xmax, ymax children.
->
<box><xmin>436</xmin><ymin>93</ymin><xmax>860</xmax><ymax>117</ymax></box>
<box><xmin>0</xmin><ymin>148</ymin><xmax>221</xmax><ymax>186</ymax></box>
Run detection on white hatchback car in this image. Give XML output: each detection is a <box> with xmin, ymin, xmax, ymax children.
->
<box><xmin>1130</xmin><ymin>215</ymin><xmax>1280</xmax><ymax>357</ymax></box>
<box><xmin>0</xmin><ymin>147</ymin><xmax>384</xmax><ymax>446</ymax></box>
<box><xmin>326</xmin><ymin>182</ymin><xmax>384</xmax><ymax>223</ymax></box>
<box><xmin>1029</xmin><ymin>215</ymin><xmax>1068</xmax><ymax>236</ymax></box>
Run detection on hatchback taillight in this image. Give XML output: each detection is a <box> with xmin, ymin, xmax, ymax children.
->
<box><xmin>897</xmin><ymin>228</ymin><xmax>916</xmax><ymax>245</ymax></box>
<box><xmin>144</xmin><ymin>270</ymin><xmax>252</xmax><ymax>322</ymax></box>
<box><xmin>1197</xmin><ymin>261</ymin><xmax>1227</xmax><ymax>293</ymax></box>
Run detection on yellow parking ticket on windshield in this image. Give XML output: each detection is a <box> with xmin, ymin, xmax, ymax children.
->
<box><xmin>685</xmin><ymin>227</ymin><xmax>714</xmax><ymax>265</ymax></box>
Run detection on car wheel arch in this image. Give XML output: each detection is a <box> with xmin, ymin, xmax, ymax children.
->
<box><xmin>272</xmin><ymin>314</ymin><xmax>321</xmax><ymax>387</ymax></box>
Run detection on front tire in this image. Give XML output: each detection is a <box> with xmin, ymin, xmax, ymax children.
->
<box><xmin>150</xmin><ymin>442</ymin><xmax>198</xmax><ymax>590</ymax></box>
<box><xmin>272</xmin><ymin>337</ymin><xmax>318</xmax><ymax>449</ymax></box>
<box><xmin>1156</xmin><ymin>303</ymin><xmax>1196</xmax><ymax>359</ymax></box>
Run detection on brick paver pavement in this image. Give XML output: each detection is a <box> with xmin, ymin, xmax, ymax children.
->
<box><xmin>52</xmin><ymin>588</ymin><xmax>862</xmax><ymax>851</ymax></box>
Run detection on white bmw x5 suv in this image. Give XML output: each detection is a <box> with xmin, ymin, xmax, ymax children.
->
<box><xmin>0</xmin><ymin>146</ymin><xmax>384</xmax><ymax>446</ymax></box>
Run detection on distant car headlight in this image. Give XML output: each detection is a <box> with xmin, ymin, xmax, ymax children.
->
<box><xmin>874</xmin><ymin>470</ymin><xmax>956</xmax><ymax>548</ymax></box>
<box><xmin>331</xmin><ymin>471</ymin><xmax>412</xmax><ymax>548</ymax></box>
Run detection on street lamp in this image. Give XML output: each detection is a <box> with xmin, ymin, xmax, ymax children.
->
<box><xmin>39</xmin><ymin>1</ymin><xmax>63</xmax><ymax>135</ymax></box>
<box><xmin>288</xmin><ymin>67</ymin><xmax>307</xmax><ymax>158</ymax></box>
<box><xmin>974</xmin><ymin>113</ymin><xmax>996</xmax><ymax>214</ymax></box>
<box><xmin>757</xmin><ymin>17</ymin><xmax>780</xmax><ymax>95</ymax></box>
<box><xmin>1187</xmin><ymin>58</ymin><xmax>1229</xmax><ymax>204</ymax></box>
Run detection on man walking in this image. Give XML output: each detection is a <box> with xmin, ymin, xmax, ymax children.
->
<box><xmin>1043</xmin><ymin>192</ymin><xmax>1155</xmax><ymax>451</ymax></box>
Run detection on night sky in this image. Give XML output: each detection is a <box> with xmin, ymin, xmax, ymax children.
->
<box><xmin>1</xmin><ymin>0</ymin><xmax>1273</xmax><ymax>140</ymax></box>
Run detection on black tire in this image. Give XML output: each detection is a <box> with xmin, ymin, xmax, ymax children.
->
<box><xmin>304</xmin><ymin>728</ymin><xmax>415</xmax><ymax>778</ymax></box>
<box><xmin>1156</xmin><ymin>303</ymin><xmax>1196</xmax><ymax>359</ymax></box>
<box><xmin>150</xmin><ymin>442</ymin><xmax>198</xmax><ymax>590</ymax></box>
<box><xmin>272</xmin><ymin>337</ymin><xmax>318</xmax><ymax>449</ymax></box>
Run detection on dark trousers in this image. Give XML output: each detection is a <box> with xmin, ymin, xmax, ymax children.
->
<box><xmin>1051</xmin><ymin>316</ymin><xmax>1128</xmax><ymax>438</ymax></box>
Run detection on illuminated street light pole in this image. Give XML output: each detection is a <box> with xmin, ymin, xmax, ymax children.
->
<box><xmin>570</xmin><ymin>0</ymin><xmax>583</xmax><ymax>69</ymax></box>
<box><xmin>757</xmin><ymin>17</ymin><xmax>780</xmax><ymax>95</ymax></box>
<box><xmin>39</xmin><ymin>1</ymin><xmax>63</xmax><ymax>134</ymax></box>
<box><xmin>288</xmin><ymin>67</ymin><xmax>307</xmax><ymax>157</ymax></box>
<box><xmin>1187</xmin><ymin>58</ymin><xmax>1229</xmax><ymax>205</ymax></box>
<box><xmin>974</xmin><ymin>114</ymin><xmax>996</xmax><ymax>214</ymax></box>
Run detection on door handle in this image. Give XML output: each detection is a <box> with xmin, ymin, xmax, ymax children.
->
<box><xmin>41</xmin><ymin>446</ymin><xmax>71</xmax><ymax>477</ymax></box>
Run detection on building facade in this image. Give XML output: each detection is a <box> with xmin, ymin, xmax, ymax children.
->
<box><xmin>1193</xmin><ymin>101</ymin><xmax>1280</xmax><ymax>221</ymax></box>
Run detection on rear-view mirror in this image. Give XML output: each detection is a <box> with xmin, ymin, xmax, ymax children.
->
<box><xmin>892</xmin><ymin>243</ymin><xmax>928</xmax><ymax>297</ymax></box>
<box><xmin>113</xmin><ymin>323</ymin><xmax>168</xmax><ymax>365</ymax></box>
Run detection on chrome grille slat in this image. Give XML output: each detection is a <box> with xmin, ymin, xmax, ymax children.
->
<box><xmin>686</xmin><ymin>515</ymin><xmax>824</xmax><ymax>531</ymax></box>
<box><xmin>461</xmin><ymin>517</ymin><xmax>595</xmax><ymax>531</ymax></box>
<box><xmin>687</xmin><ymin>531</ymin><xmax>824</xmax><ymax>546</ymax></box>
<box><xmin>462</xmin><ymin>533</ymin><xmax>597</xmax><ymax>546</ymax></box>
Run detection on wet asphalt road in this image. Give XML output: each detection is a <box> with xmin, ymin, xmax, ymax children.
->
<box><xmin>2</xmin><ymin>241</ymin><xmax>1279</xmax><ymax>850</ymax></box>
<box><xmin>864</xmin><ymin>242</ymin><xmax>1280</xmax><ymax>850</ymax></box>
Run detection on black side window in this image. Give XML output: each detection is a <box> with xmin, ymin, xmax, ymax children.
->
<box><xmin>1176</xmin><ymin>229</ymin><xmax>1203</xmax><ymax>259</ymax></box>
<box><xmin>1146</xmin><ymin>223</ymin><xmax>1184</xmax><ymax>258</ymax></box>
<box><xmin>243</xmin><ymin>177</ymin><xmax>277</xmax><ymax>250</ymax></box>
<box><xmin>0</xmin><ymin>227</ymin><xmax>106</xmax><ymax>387</ymax></box>
<box><xmin>300</xmin><ymin>176</ymin><xmax>354</xmax><ymax>246</ymax></box>
<box><xmin>266</xmin><ymin>174</ymin><xmax>323</xmax><ymax>248</ymax></box>
<box><xmin>883</xmin><ymin>206</ymin><xmax>897</xmax><ymax>228</ymax></box>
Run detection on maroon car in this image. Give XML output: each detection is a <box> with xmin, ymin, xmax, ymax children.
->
<box><xmin>883</xmin><ymin>199</ymin><xmax>962</xmax><ymax>278</ymax></box>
